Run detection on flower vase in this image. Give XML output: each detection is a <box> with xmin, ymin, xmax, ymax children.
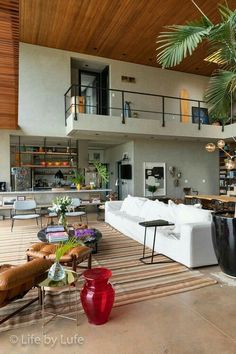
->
<box><xmin>58</xmin><ymin>213</ymin><xmax>67</xmax><ymax>229</ymax></box>
<box><xmin>48</xmin><ymin>261</ymin><xmax>65</xmax><ymax>281</ymax></box>
<box><xmin>80</xmin><ymin>267</ymin><xmax>115</xmax><ymax>325</ymax></box>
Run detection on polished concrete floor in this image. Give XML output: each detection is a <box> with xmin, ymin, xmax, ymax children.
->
<box><xmin>0</xmin><ymin>216</ymin><xmax>236</xmax><ymax>354</ymax></box>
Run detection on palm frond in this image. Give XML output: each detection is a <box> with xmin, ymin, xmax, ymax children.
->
<box><xmin>156</xmin><ymin>20</ymin><xmax>212</xmax><ymax>68</ymax></box>
<box><xmin>191</xmin><ymin>0</ymin><xmax>213</xmax><ymax>26</ymax></box>
<box><xmin>218</xmin><ymin>3</ymin><xmax>234</xmax><ymax>21</ymax></box>
<box><xmin>204</xmin><ymin>70</ymin><xmax>236</xmax><ymax>117</ymax></box>
<box><xmin>207</xmin><ymin>19</ymin><xmax>236</xmax><ymax>69</ymax></box>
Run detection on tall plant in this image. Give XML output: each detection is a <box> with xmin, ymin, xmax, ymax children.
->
<box><xmin>156</xmin><ymin>1</ymin><xmax>236</xmax><ymax>121</ymax></box>
<box><xmin>93</xmin><ymin>161</ymin><xmax>109</xmax><ymax>184</ymax></box>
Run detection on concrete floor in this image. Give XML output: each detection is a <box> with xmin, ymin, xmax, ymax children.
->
<box><xmin>0</xmin><ymin>216</ymin><xmax>236</xmax><ymax>353</ymax></box>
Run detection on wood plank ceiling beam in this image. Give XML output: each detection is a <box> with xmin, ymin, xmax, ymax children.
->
<box><xmin>0</xmin><ymin>0</ymin><xmax>19</xmax><ymax>129</ymax></box>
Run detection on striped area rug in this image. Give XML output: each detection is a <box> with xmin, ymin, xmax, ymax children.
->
<box><xmin>0</xmin><ymin>221</ymin><xmax>217</xmax><ymax>332</ymax></box>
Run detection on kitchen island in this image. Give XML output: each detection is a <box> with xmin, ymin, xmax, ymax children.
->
<box><xmin>0</xmin><ymin>189</ymin><xmax>112</xmax><ymax>218</ymax></box>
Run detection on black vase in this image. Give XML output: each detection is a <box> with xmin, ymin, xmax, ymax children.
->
<box><xmin>212</xmin><ymin>212</ymin><xmax>236</xmax><ymax>277</ymax></box>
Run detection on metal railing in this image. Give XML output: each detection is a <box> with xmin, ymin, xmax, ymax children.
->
<box><xmin>64</xmin><ymin>84</ymin><xmax>208</xmax><ymax>130</ymax></box>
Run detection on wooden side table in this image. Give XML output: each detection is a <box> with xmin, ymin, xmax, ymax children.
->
<box><xmin>139</xmin><ymin>219</ymin><xmax>174</xmax><ymax>264</ymax></box>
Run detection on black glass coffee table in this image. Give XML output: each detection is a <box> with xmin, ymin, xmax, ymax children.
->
<box><xmin>37</xmin><ymin>228</ymin><xmax>102</xmax><ymax>254</ymax></box>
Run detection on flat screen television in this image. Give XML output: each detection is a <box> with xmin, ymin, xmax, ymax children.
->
<box><xmin>121</xmin><ymin>164</ymin><xmax>132</xmax><ymax>179</ymax></box>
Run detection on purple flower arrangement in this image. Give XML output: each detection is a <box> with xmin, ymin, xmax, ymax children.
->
<box><xmin>75</xmin><ymin>228</ymin><xmax>96</xmax><ymax>239</ymax></box>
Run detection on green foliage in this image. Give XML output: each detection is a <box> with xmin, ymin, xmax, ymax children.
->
<box><xmin>156</xmin><ymin>2</ymin><xmax>236</xmax><ymax>120</ymax></box>
<box><xmin>70</xmin><ymin>171</ymin><xmax>85</xmax><ymax>185</ymax></box>
<box><xmin>93</xmin><ymin>161</ymin><xmax>109</xmax><ymax>183</ymax></box>
<box><xmin>148</xmin><ymin>185</ymin><xmax>158</xmax><ymax>194</ymax></box>
<box><xmin>55</xmin><ymin>238</ymin><xmax>82</xmax><ymax>262</ymax></box>
<box><xmin>51</xmin><ymin>196</ymin><xmax>72</xmax><ymax>214</ymax></box>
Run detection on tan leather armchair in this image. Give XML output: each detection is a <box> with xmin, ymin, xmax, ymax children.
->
<box><xmin>26</xmin><ymin>242</ymin><xmax>92</xmax><ymax>271</ymax></box>
<box><xmin>0</xmin><ymin>258</ymin><xmax>52</xmax><ymax>325</ymax></box>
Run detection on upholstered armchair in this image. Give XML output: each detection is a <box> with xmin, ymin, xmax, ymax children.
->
<box><xmin>26</xmin><ymin>242</ymin><xmax>92</xmax><ymax>271</ymax></box>
<box><xmin>0</xmin><ymin>258</ymin><xmax>52</xmax><ymax>324</ymax></box>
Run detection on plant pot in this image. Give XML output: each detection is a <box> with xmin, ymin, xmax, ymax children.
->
<box><xmin>80</xmin><ymin>267</ymin><xmax>115</xmax><ymax>325</ymax></box>
<box><xmin>48</xmin><ymin>261</ymin><xmax>65</xmax><ymax>281</ymax></box>
<box><xmin>212</xmin><ymin>212</ymin><xmax>236</xmax><ymax>277</ymax></box>
<box><xmin>58</xmin><ymin>213</ymin><xmax>67</xmax><ymax>229</ymax></box>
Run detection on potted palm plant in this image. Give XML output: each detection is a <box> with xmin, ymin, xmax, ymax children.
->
<box><xmin>156</xmin><ymin>2</ymin><xmax>236</xmax><ymax>277</ymax></box>
<box><xmin>156</xmin><ymin>1</ymin><xmax>236</xmax><ymax>122</ymax></box>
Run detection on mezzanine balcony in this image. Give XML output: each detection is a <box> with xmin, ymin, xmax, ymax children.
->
<box><xmin>64</xmin><ymin>85</ymin><xmax>234</xmax><ymax>140</ymax></box>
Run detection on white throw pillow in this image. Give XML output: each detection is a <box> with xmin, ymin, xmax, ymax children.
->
<box><xmin>169</xmin><ymin>201</ymin><xmax>212</xmax><ymax>234</ymax></box>
<box><xmin>120</xmin><ymin>195</ymin><xmax>147</xmax><ymax>217</ymax></box>
<box><xmin>141</xmin><ymin>200</ymin><xmax>162</xmax><ymax>221</ymax></box>
<box><xmin>139</xmin><ymin>199</ymin><xmax>174</xmax><ymax>222</ymax></box>
<box><xmin>154</xmin><ymin>200</ymin><xmax>175</xmax><ymax>223</ymax></box>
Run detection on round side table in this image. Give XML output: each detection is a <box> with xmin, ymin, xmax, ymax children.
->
<box><xmin>38</xmin><ymin>269</ymin><xmax>79</xmax><ymax>333</ymax></box>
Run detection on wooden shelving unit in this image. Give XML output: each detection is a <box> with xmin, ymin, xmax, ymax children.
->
<box><xmin>10</xmin><ymin>136</ymin><xmax>79</xmax><ymax>189</ymax></box>
<box><xmin>219</xmin><ymin>143</ymin><xmax>236</xmax><ymax>195</ymax></box>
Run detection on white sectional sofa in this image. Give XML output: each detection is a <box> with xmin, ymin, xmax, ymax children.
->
<box><xmin>105</xmin><ymin>196</ymin><xmax>217</xmax><ymax>268</ymax></box>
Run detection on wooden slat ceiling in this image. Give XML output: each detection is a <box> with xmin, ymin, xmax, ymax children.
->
<box><xmin>0</xmin><ymin>0</ymin><xmax>19</xmax><ymax>129</ymax></box>
<box><xmin>20</xmin><ymin>0</ymin><xmax>236</xmax><ymax>76</ymax></box>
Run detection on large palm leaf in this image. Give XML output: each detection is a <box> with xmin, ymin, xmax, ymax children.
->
<box><xmin>156</xmin><ymin>2</ymin><xmax>236</xmax><ymax>119</ymax></box>
<box><xmin>204</xmin><ymin>70</ymin><xmax>236</xmax><ymax>118</ymax></box>
<box><xmin>156</xmin><ymin>19</ymin><xmax>212</xmax><ymax>68</ymax></box>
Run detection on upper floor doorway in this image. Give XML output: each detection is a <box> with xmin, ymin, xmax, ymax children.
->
<box><xmin>71</xmin><ymin>59</ymin><xmax>109</xmax><ymax>116</ymax></box>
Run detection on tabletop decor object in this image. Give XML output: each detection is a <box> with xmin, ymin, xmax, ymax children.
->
<box><xmin>48</xmin><ymin>238</ymin><xmax>80</xmax><ymax>281</ymax></box>
<box><xmin>80</xmin><ymin>267</ymin><xmax>115</xmax><ymax>325</ymax></box>
<box><xmin>49</xmin><ymin>196</ymin><xmax>72</xmax><ymax>229</ymax></box>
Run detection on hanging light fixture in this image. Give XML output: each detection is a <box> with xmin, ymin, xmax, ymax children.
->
<box><xmin>205</xmin><ymin>92</ymin><xmax>235</xmax><ymax>169</ymax></box>
<box><xmin>205</xmin><ymin>139</ymin><xmax>236</xmax><ymax>170</ymax></box>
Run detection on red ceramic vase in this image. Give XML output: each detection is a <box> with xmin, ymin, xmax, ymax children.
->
<box><xmin>80</xmin><ymin>267</ymin><xmax>115</xmax><ymax>325</ymax></box>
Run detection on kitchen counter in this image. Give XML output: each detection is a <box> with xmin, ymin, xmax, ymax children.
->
<box><xmin>0</xmin><ymin>189</ymin><xmax>111</xmax><ymax>195</ymax></box>
<box><xmin>0</xmin><ymin>189</ymin><xmax>112</xmax><ymax>218</ymax></box>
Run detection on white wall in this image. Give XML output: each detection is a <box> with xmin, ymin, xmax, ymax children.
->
<box><xmin>19</xmin><ymin>43</ymin><xmax>71</xmax><ymax>136</ymax></box>
<box><xmin>133</xmin><ymin>139</ymin><xmax>219</xmax><ymax>198</ymax></box>
<box><xmin>19</xmin><ymin>43</ymin><xmax>210</xmax><ymax>135</ymax></box>
<box><xmin>0</xmin><ymin>131</ymin><xmax>11</xmax><ymax>186</ymax></box>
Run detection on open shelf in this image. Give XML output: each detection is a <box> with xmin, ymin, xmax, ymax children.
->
<box><xmin>18</xmin><ymin>165</ymin><xmax>76</xmax><ymax>168</ymax></box>
<box><xmin>20</xmin><ymin>151</ymin><xmax>77</xmax><ymax>156</ymax></box>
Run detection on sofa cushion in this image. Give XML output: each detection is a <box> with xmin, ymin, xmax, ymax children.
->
<box><xmin>120</xmin><ymin>195</ymin><xmax>147</xmax><ymax>217</ymax></box>
<box><xmin>168</xmin><ymin>200</ymin><xmax>212</xmax><ymax>233</ymax></box>
<box><xmin>139</xmin><ymin>199</ymin><xmax>174</xmax><ymax>222</ymax></box>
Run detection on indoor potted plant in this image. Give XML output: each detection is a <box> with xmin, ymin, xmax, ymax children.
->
<box><xmin>70</xmin><ymin>171</ymin><xmax>85</xmax><ymax>190</ymax></box>
<box><xmin>48</xmin><ymin>238</ymin><xmax>81</xmax><ymax>281</ymax></box>
<box><xmin>156</xmin><ymin>0</ymin><xmax>236</xmax><ymax>277</ymax></box>
<box><xmin>93</xmin><ymin>161</ymin><xmax>109</xmax><ymax>188</ymax></box>
<box><xmin>156</xmin><ymin>1</ymin><xmax>236</xmax><ymax>123</ymax></box>
<box><xmin>50</xmin><ymin>196</ymin><xmax>72</xmax><ymax>229</ymax></box>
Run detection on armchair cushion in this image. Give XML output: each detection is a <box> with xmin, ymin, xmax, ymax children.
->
<box><xmin>0</xmin><ymin>258</ymin><xmax>52</xmax><ymax>291</ymax></box>
<box><xmin>26</xmin><ymin>242</ymin><xmax>91</xmax><ymax>263</ymax></box>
